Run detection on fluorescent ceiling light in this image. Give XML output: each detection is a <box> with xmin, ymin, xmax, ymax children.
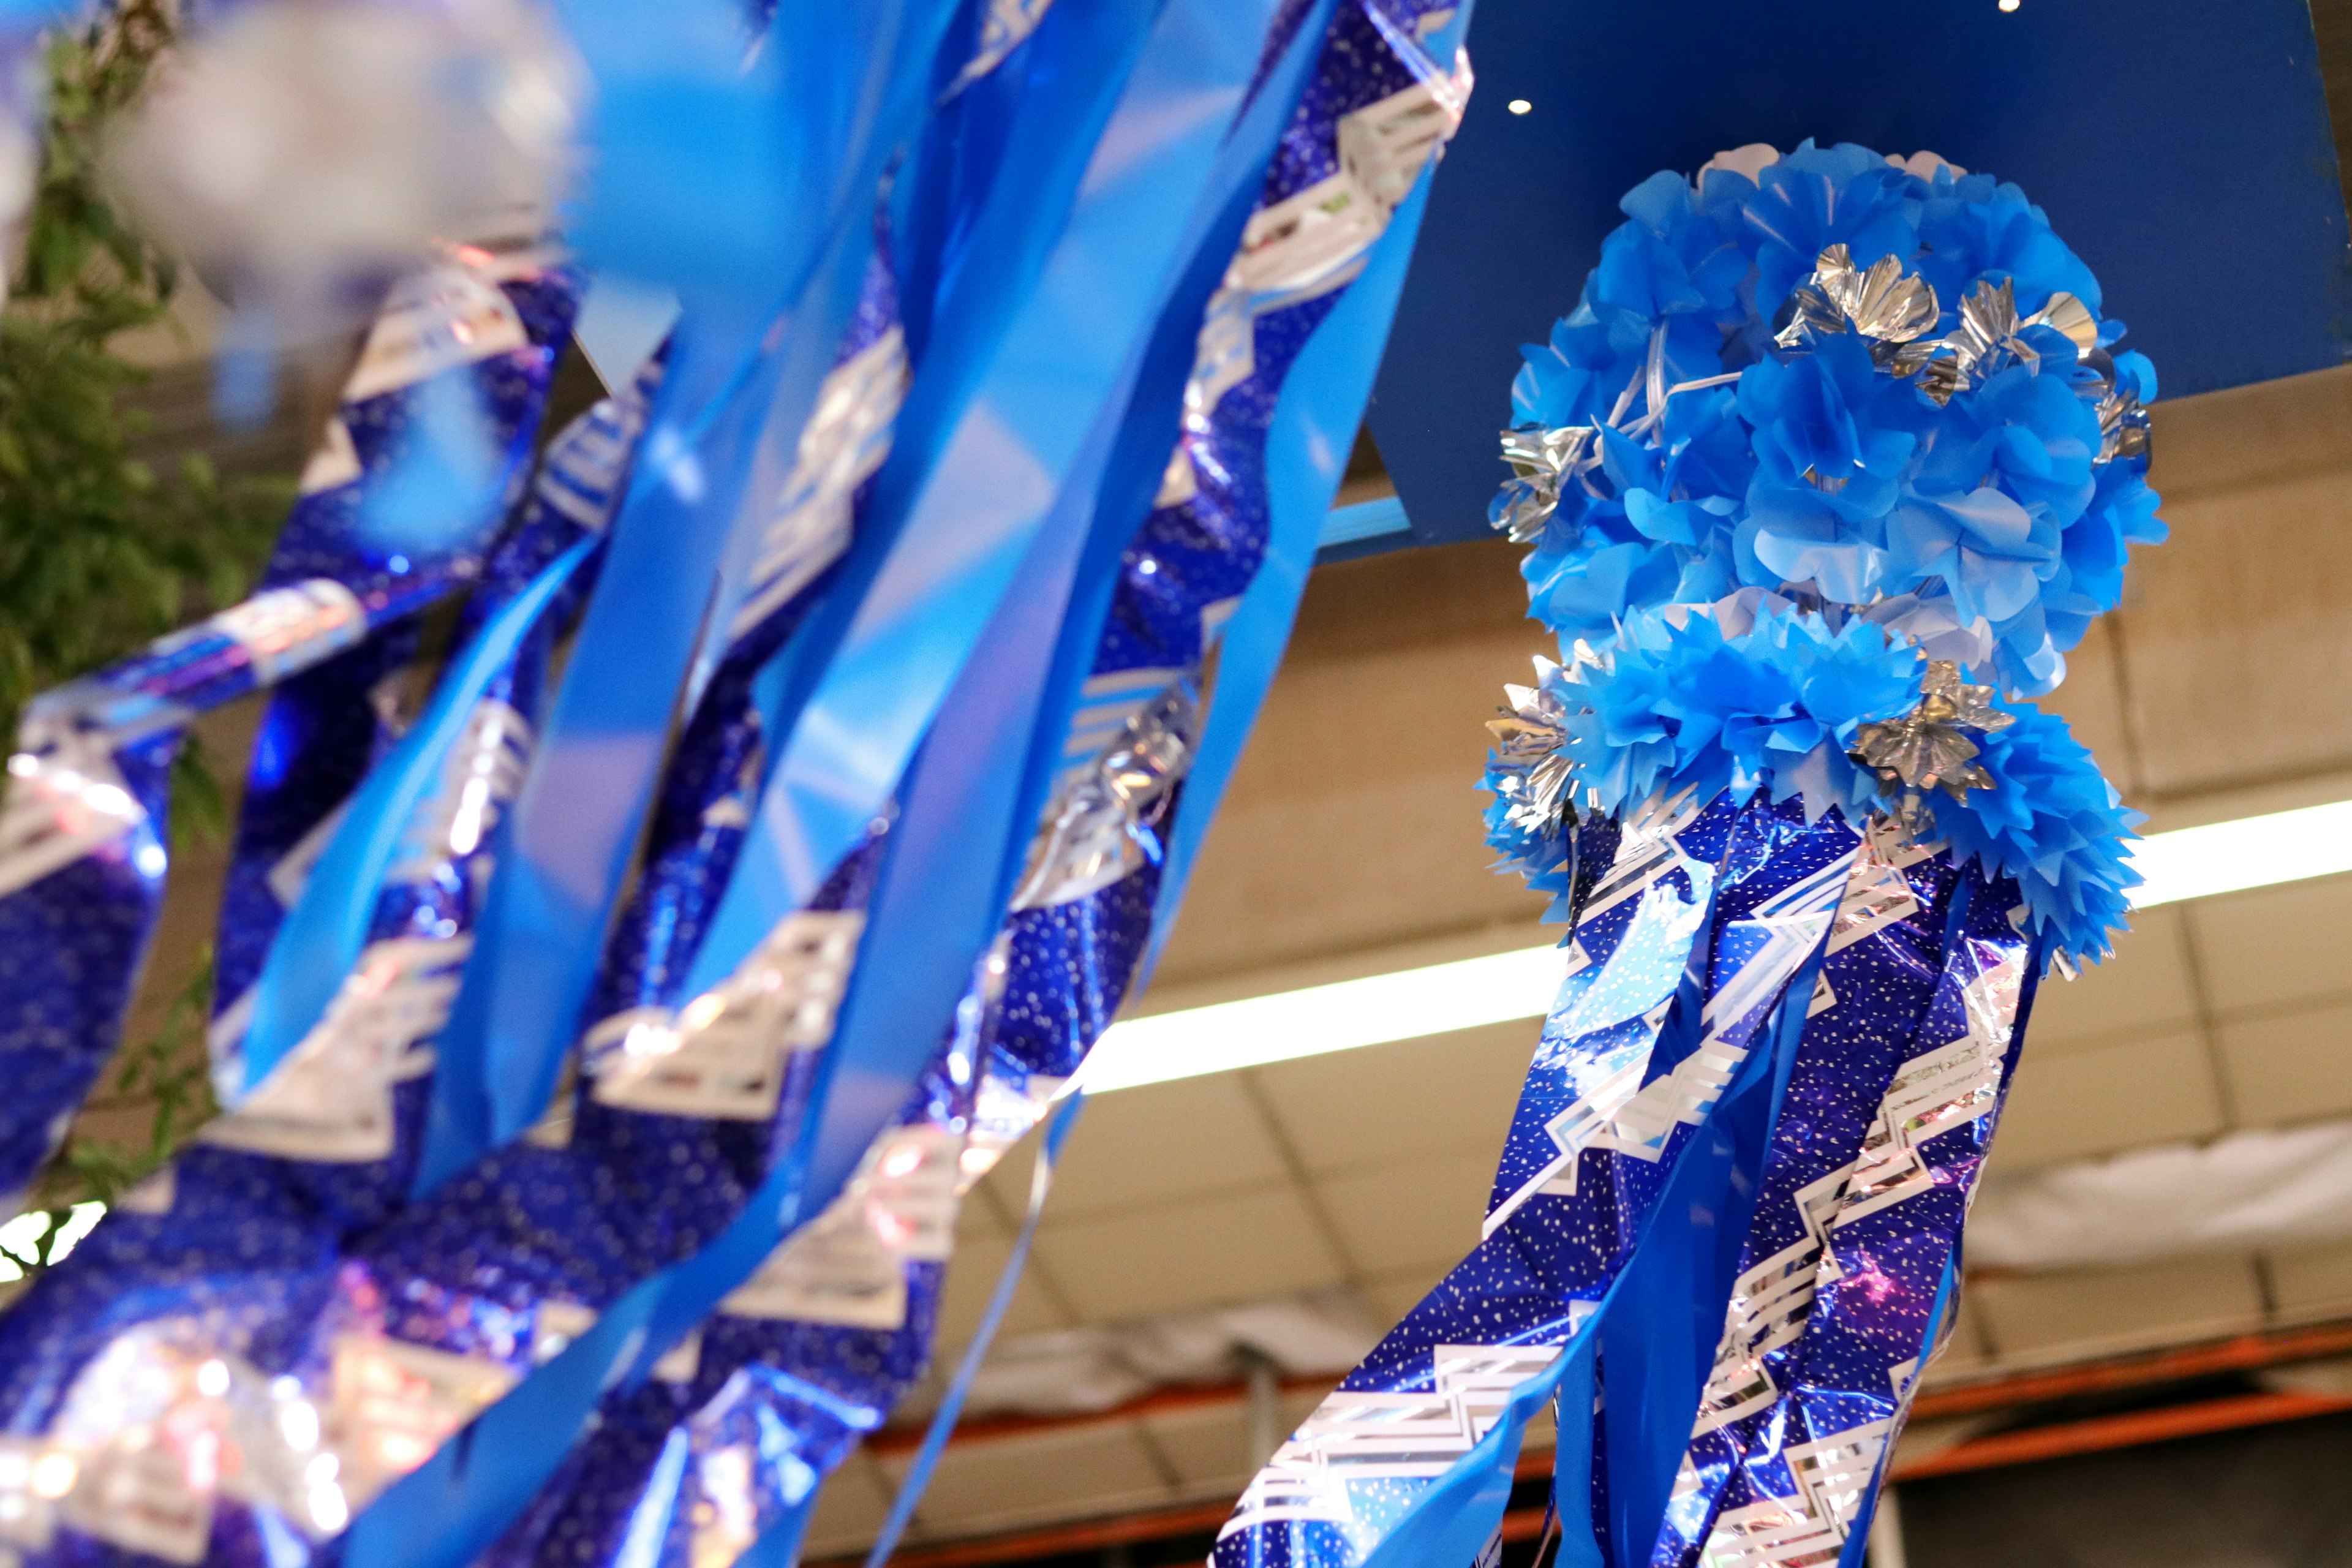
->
<box><xmin>1079</xmin><ymin>797</ymin><xmax>2352</xmax><ymax>1094</ymax></box>
<box><xmin>1077</xmin><ymin>946</ymin><xmax>1564</xmax><ymax>1094</ymax></box>
<box><xmin>2124</xmin><ymin>799</ymin><xmax>2352</xmax><ymax>909</ymax></box>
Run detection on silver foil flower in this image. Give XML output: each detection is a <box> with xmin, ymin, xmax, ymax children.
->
<box><xmin>1486</xmin><ymin>658</ymin><xmax>1580</xmax><ymax>845</ymax></box>
<box><xmin>1773</xmin><ymin>244</ymin><xmax>1941</xmax><ymax>367</ymax></box>
<box><xmin>1912</xmin><ymin>277</ymin><xmax>2099</xmax><ymax>404</ymax></box>
<box><xmin>2095</xmin><ymin>374</ymin><xmax>2152</xmax><ymax>465</ymax></box>
<box><xmin>1850</xmin><ymin>660</ymin><xmax>2015</xmax><ymax>823</ymax></box>
<box><xmin>1492</xmin><ymin>424</ymin><xmax>1596</xmax><ymax>543</ymax></box>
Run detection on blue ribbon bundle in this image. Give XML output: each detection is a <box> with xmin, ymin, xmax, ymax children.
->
<box><xmin>0</xmin><ymin>3</ymin><xmax>1472</xmax><ymax>1568</ymax></box>
<box><xmin>382</xmin><ymin>3</ymin><xmax>1484</xmax><ymax>1564</ymax></box>
<box><xmin>1212</xmin><ymin>144</ymin><xmax>2157</xmax><ymax>1568</ymax></box>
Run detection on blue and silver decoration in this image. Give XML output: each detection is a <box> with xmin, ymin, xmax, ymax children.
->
<box><xmin>1215</xmin><ymin>143</ymin><xmax>2159</xmax><ymax>1568</ymax></box>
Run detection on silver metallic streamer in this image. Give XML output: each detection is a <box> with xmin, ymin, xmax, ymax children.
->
<box><xmin>1771</xmin><ymin>243</ymin><xmax>1941</xmax><ymax>368</ymax></box>
<box><xmin>1009</xmin><ymin>681</ymin><xmax>1198</xmax><ymax>911</ymax></box>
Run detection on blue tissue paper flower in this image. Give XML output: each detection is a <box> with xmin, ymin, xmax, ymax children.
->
<box><xmin>1493</xmin><ymin>140</ymin><xmax>2163</xmax><ymax>695</ymax></box>
<box><xmin>1921</xmin><ymin>698</ymin><xmax>2143</xmax><ymax>966</ymax></box>
<box><xmin>1741</xmin><ymin>143</ymin><xmax>1921</xmax><ymax>315</ymax></box>
<box><xmin>1484</xmin><ymin>142</ymin><xmax>2161</xmax><ymax>965</ymax></box>
<box><xmin>1553</xmin><ymin>603</ymin><xmax>1921</xmax><ymax>823</ymax></box>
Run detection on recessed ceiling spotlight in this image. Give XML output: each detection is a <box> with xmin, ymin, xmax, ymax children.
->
<box><xmin>1507</xmin><ymin>99</ymin><xmax>1532</xmax><ymax>115</ymax></box>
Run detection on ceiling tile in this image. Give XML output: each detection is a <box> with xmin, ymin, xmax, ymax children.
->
<box><xmin>2217</xmin><ymin>1000</ymin><xmax>2352</xmax><ymax>1126</ymax></box>
<box><xmin>1253</xmin><ymin>1022</ymin><xmax>1536</xmax><ymax>1175</ymax></box>
<box><xmin>1989</xmin><ymin>1028</ymin><xmax>2226</xmax><ymax>1170</ymax></box>
<box><xmin>1280</xmin><ymin>1385</ymin><xmax>1330</xmax><ymax>1430</ymax></box>
<box><xmin>1967</xmin><ymin>1255</ymin><xmax>2264</xmax><ymax>1362</ymax></box>
<box><xmin>2116</xmin><ymin>469</ymin><xmax>2352</xmax><ymax>797</ymax></box>
<box><xmin>801</xmin><ymin>1455</ymin><xmax>895</xmax><ymax>1559</ymax></box>
<box><xmin>1140</xmin><ymin>1400</ymin><xmax>1255</xmax><ymax>1493</ymax></box>
<box><xmin>2189</xmin><ymin>875</ymin><xmax>2352</xmax><ymax>1015</ymax></box>
<box><xmin>1152</xmin><ymin>614</ymin><xmax>1555</xmax><ymax>987</ymax></box>
<box><xmin>965</xmin><ymin>1128</ymin><xmax>1041</xmax><ymax>1237</ymax></box>
<box><xmin>934</xmin><ymin>1230</ymin><xmax>1076</xmax><ymax>1355</ymax></box>
<box><xmin>1033</xmin><ymin>1186</ymin><xmax>1348</xmax><ymax>1322</ymax></box>
<box><xmin>2037</xmin><ymin>619</ymin><xmax>2139</xmax><ymax>796</ymax></box>
<box><xmin>2267</xmin><ymin>1240</ymin><xmax>2352</xmax><ymax>1319</ymax></box>
<box><xmin>1314</xmin><ymin>1147</ymin><xmax>1494</xmax><ymax>1277</ymax></box>
<box><xmin>883</xmin><ymin>1422</ymin><xmax>1173</xmax><ymax>1541</ymax></box>
<box><xmin>1046</xmin><ymin>1074</ymin><xmax>1292</xmax><ymax>1219</ymax></box>
<box><xmin>2024</xmin><ymin>907</ymin><xmax>2196</xmax><ymax>1055</ymax></box>
<box><xmin>953</xmin><ymin>1159</ymin><xmax>1023</xmax><ymax>1243</ymax></box>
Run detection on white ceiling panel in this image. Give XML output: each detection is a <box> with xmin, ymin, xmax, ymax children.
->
<box><xmin>1969</xmin><ymin>1254</ymin><xmax>2266</xmax><ymax>1366</ymax></box>
<box><xmin>2267</xmin><ymin>1238</ymin><xmax>2352</xmax><ymax>1321</ymax></box>
<box><xmin>1314</xmin><ymin>1147</ymin><xmax>1494</xmax><ymax>1278</ymax></box>
<box><xmin>933</xmin><ymin>1229</ymin><xmax>1077</xmax><ymax>1355</ymax></box>
<box><xmin>2037</xmin><ymin>619</ymin><xmax>2141</xmax><ymax>796</ymax></box>
<box><xmin>2217</xmin><ymin>1000</ymin><xmax>2352</xmax><ymax>1128</ymax></box>
<box><xmin>801</xmin><ymin>1455</ymin><xmax>896</xmax><ymax>1559</ymax></box>
<box><xmin>2117</xmin><ymin>459</ymin><xmax>2352</xmax><ymax>797</ymax></box>
<box><xmin>1138</xmin><ymin>1400</ymin><xmax>1257</xmax><ymax>1494</ymax></box>
<box><xmin>1031</xmin><ymin>1185</ymin><xmax>1348</xmax><ymax>1321</ymax></box>
<box><xmin>1990</xmin><ymin>1028</ymin><xmax>2229</xmax><ymax>1170</ymax></box>
<box><xmin>2187</xmin><ymin>873</ymin><xmax>2352</xmax><ymax>1015</ymax></box>
<box><xmin>2024</xmin><ymin>906</ymin><xmax>2198</xmax><ymax>1054</ymax></box>
<box><xmin>879</xmin><ymin>1422</ymin><xmax>1174</xmax><ymax>1543</ymax></box>
<box><xmin>1045</xmin><ymin>1072</ymin><xmax>1294</xmax><ymax>1219</ymax></box>
<box><xmin>1362</xmin><ymin>1265</ymin><xmax>1450</xmax><ymax>1330</ymax></box>
<box><xmin>1251</xmin><ymin>1021</ymin><xmax>1534</xmax><ymax>1175</ymax></box>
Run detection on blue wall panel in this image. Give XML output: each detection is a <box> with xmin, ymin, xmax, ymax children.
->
<box><xmin>1367</xmin><ymin>0</ymin><xmax>2351</xmax><ymax>547</ymax></box>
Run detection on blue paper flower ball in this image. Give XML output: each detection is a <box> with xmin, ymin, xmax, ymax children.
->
<box><xmin>1498</xmin><ymin>141</ymin><xmax>2166</xmax><ymax>698</ymax></box>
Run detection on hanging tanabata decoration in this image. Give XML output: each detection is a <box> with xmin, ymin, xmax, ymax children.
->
<box><xmin>0</xmin><ymin>2</ymin><xmax>1474</xmax><ymax>1567</ymax></box>
<box><xmin>1212</xmin><ymin>140</ymin><xmax>2160</xmax><ymax>1568</ymax></box>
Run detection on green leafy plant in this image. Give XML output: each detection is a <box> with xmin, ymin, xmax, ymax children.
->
<box><xmin>1</xmin><ymin>0</ymin><xmax>288</xmax><ymax>740</ymax></box>
<box><xmin>0</xmin><ymin>1</ymin><xmax>293</xmax><ymax>1280</ymax></box>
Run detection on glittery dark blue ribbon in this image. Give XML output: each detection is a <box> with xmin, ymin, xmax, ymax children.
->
<box><xmin>1211</xmin><ymin>794</ymin><xmax>1866</xmax><ymax>1568</ymax></box>
<box><xmin>0</xmin><ymin>262</ymin><xmax>577</xmax><ymax>1209</ymax></box>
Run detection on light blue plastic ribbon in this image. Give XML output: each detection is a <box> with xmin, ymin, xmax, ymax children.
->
<box><xmin>417</xmin><ymin>0</ymin><xmax>964</xmax><ymax>1185</ymax></box>
<box><xmin>854</xmin><ymin>1095</ymin><xmax>1085</xmax><ymax>1568</ymax></box>
<box><xmin>1364</xmin><ymin>975</ymin><xmax>1802</xmax><ymax>1568</ymax></box>
<box><xmin>234</xmin><ymin>533</ymin><xmax>601</xmax><ymax>1091</ymax></box>
<box><xmin>684</xmin><ymin>0</ymin><xmax>1305</xmax><ymax>1001</ymax></box>
<box><xmin>1604</xmin><ymin>936</ymin><xmax>1830</xmax><ymax>1568</ymax></box>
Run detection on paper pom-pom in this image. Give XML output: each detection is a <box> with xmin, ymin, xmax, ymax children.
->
<box><xmin>1478</xmin><ymin>592</ymin><xmax>2141</xmax><ymax>965</ymax></box>
<box><xmin>1496</xmin><ymin>140</ymin><xmax>2164</xmax><ymax>699</ymax></box>
<box><xmin>1535</xmin><ymin>596</ymin><xmax>1924</xmax><ymax>824</ymax></box>
<box><xmin>1921</xmin><ymin>698</ymin><xmax>2144</xmax><ymax>967</ymax></box>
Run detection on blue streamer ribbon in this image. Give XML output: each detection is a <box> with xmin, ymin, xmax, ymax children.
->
<box><xmin>341</xmin><ymin>10</ymin><xmax>1321</xmax><ymax>1564</ymax></box>
<box><xmin>685</xmin><ymin>0</ymin><xmax>1311</xmax><ymax>999</ymax></box>
<box><xmin>854</xmin><ymin>1094</ymin><xmax>1086</xmax><ymax>1568</ymax></box>
<box><xmin>236</xmin><ymin>533</ymin><xmax>601</xmax><ymax>1088</ymax></box>
<box><xmin>412</xmin><ymin>0</ymin><xmax>968</xmax><ymax>1189</ymax></box>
